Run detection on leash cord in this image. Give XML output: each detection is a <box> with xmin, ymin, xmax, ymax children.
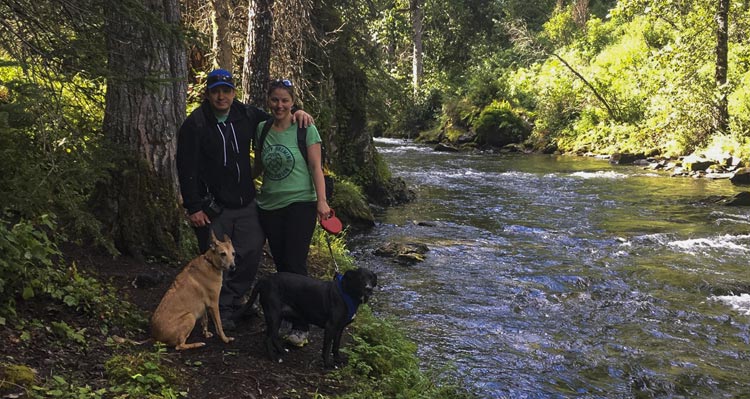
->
<box><xmin>324</xmin><ymin>233</ymin><xmax>340</xmax><ymax>274</ymax></box>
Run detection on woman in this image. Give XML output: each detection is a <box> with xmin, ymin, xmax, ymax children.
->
<box><xmin>254</xmin><ymin>78</ymin><xmax>331</xmax><ymax>346</ymax></box>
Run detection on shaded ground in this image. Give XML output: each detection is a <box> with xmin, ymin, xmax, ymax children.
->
<box><xmin>1</xmin><ymin>244</ymin><xmax>350</xmax><ymax>399</ymax></box>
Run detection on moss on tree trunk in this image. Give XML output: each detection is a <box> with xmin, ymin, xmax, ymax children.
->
<box><xmin>92</xmin><ymin>155</ymin><xmax>182</xmax><ymax>260</ymax></box>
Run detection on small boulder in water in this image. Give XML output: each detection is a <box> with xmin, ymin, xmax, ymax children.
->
<box><xmin>725</xmin><ymin>192</ymin><xmax>750</xmax><ymax>206</ymax></box>
<box><xmin>434</xmin><ymin>143</ymin><xmax>459</xmax><ymax>152</ymax></box>
<box><xmin>730</xmin><ymin>167</ymin><xmax>750</xmax><ymax>185</ymax></box>
<box><xmin>373</xmin><ymin>242</ymin><xmax>429</xmax><ymax>265</ymax></box>
<box><xmin>412</xmin><ymin>220</ymin><xmax>438</xmax><ymax>227</ymax></box>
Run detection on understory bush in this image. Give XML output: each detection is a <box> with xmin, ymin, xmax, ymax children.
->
<box><xmin>0</xmin><ymin>62</ymin><xmax>113</xmax><ymax>253</ymax></box>
<box><xmin>104</xmin><ymin>347</ymin><xmax>185</xmax><ymax>398</ymax></box>
<box><xmin>0</xmin><ymin>214</ymin><xmax>146</xmax><ymax>329</ymax></box>
<box><xmin>332</xmin><ymin>307</ymin><xmax>473</xmax><ymax>399</ymax></box>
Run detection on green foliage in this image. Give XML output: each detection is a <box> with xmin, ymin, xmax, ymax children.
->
<box><xmin>325</xmin><ymin>177</ymin><xmax>375</xmax><ymax>226</ymax></box>
<box><xmin>32</xmin><ymin>375</ymin><xmax>108</xmax><ymax>399</ymax></box>
<box><xmin>387</xmin><ymin>88</ymin><xmax>443</xmax><ymax>138</ymax></box>
<box><xmin>50</xmin><ymin>321</ymin><xmax>87</xmax><ymax>346</ymax></box>
<box><xmin>310</xmin><ymin>226</ymin><xmax>354</xmax><ymax>280</ymax></box>
<box><xmin>474</xmin><ymin>100</ymin><xmax>530</xmax><ymax>147</ymax></box>
<box><xmin>442</xmin><ymin>97</ymin><xmax>481</xmax><ymax>128</ymax></box>
<box><xmin>727</xmin><ymin>46</ymin><xmax>750</xmax><ymax>148</ymax></box>
<box><xmin>0</xmin><ymin>61</ymin><xmax>115</xmax><ymax>253</ymax></box>
<box><xmin>0</xmin><ymin>214</ymin><xmax>147</xmax><ymax>329</ymax></box>
<box><xmin>506</xmin><ymin>3</ymin><xmax>750</xmax><ymax>157</ymax></box>
<box><xmin>332</xmin><ymin>307</ymin><xmax>472</xmax><ymax>399</ymax></box>
<box><xmin>26</xmin><ymin>347</ymin><xmax>184</xmax><ymax>399</ymax></box>
<box><xmin>542</xmin><ymin>7</ymin><xmax>581</xmax><ymax>47</ymax></box>
<box><xmin>0</xmin><ymin>214</ymin><xmax>58</xmax><ymax>316</ymax></box>
<box><xmin>104</xmin><ymin>346</ymin><xmax>185</xmax><ymax>399</ymax></box>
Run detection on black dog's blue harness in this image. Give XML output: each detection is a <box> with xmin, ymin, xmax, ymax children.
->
<box><xmin>335</xmin><ymin>273</ymin><xmax>359</xmax><ymax>322</ymax></box>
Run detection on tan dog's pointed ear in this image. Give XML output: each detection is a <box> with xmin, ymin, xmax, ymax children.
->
<box><xmin>209</xmin><ymin>230</ymin><xmax>219</xmax><ymax>249</ymax></box>
<box><xmin>223</xmin><ymin>234</ymin><xmax>231</xmax><ymax>243</ymax></box>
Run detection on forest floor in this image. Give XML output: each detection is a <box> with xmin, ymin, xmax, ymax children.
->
<box><xmin>1</xmin><ymin>243</ymin><xmax>351</xmax><ymax>399</ymax></box>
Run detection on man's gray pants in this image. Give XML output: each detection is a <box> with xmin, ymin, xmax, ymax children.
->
<box><xmin>194</xmin><ymin>201</ymin><xmax>265</xmax><ymax>318</ymax></box>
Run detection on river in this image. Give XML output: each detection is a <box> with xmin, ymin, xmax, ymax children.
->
<box><xmin>349</xmin><ymin>138</ymin><xmax>750</xmax><ymax>398</ymax></box>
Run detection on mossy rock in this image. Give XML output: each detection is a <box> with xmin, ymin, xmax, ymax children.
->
<box><xmin>415</xmin><ymin>127</ymin><xmax>442</xmax><ymax>144</ymax></box>
<box><xmin>474</xmin><ymin>101</ymin><xmax>530</xmax><ymax>148</ymax></box>
<box><xmin>373</xmin><ymin>242</ymin><xmax>429</xmax><ymax>265</ymax></box>
<box><xmin>0</xmin><ymin>363</ymin><xmax>36</xmax><ymax>389</ymax></box>
<box><xmin>329</xmin><ymin>177</ymin><xmax>375</xmax><ymax>229</ymax></box>
<box><xmin>444</xmin><ymin>125</ymin><xmax>467</xmax><ymax>143</ymax></box>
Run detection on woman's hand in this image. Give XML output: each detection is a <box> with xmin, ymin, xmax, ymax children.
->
<box><xmin>317</xmin><ymin>200</ymin><xmax>331</xmax><ymax>221</ymax></box>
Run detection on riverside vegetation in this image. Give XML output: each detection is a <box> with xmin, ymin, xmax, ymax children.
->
<box><xmin>0</xmin><ymin>215</ymin><xmax>471</xmax><ymax>398</ymax></box>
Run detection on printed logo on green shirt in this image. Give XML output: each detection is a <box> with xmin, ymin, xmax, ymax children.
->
<box><xmin>264</xmin><ymin>144</ymin><xmax>295</xmax><ymax>181</ymax></box>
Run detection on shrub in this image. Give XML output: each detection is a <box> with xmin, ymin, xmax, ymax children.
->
<box><xmin>441</xmin><ymin>97</ymin><xmax>478</xmax><ymax>131</ymax></box>
<box><xmin>334</xmin><ymin>307</ymin><xmax>472</xmax><ymax>399</ymax></box>
<box><xmin>0</xmin><ymin>214</ymin><xmax>146</xmax><ymax>329</ymax></box>
<box><xmin>105</xmin><ymin>347</ymin><xmax>184</xmax><ymax>399</ymax></box>
<box><xmin>0</xmin><ymin>61</ymin><xmax>113</xmax><ymax>253</ymax></box>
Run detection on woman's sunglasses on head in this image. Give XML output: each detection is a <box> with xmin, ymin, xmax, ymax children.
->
<box><xmin>270</xmin><ymin>79</ymin><xmax>293</xmax><ymax>88</ymax></box>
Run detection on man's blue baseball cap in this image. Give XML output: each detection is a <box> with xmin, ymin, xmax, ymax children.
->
<box><xmin>206</xmin><ymin>69</ymin><xmax>235</xmax><ymax>89</ymax></box>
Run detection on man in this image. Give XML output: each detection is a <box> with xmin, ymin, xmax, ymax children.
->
<box><xmin>176</xmin><ymin>68</ymin><xmax>313</xmax><ymax>329</ymax></box>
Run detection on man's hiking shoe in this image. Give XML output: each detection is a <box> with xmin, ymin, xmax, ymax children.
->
<box><xmin>284</xmin><ymin>330</ymin><xmax>309</xmax><ymax>347</ymax></box>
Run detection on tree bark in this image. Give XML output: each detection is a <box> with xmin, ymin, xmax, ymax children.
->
<box><xmin>573</xmin><ymin>0</ymin><xmax>589</xmax><ymax>27</ymax></box>
<box><xmin>210</xmin><ymin>0</ymin><xmax>233</xmax><ymax>70</ymax></box>
<box><xmin>307</xmin><ymin>4</ymin><xmax>414</xmax><ymax>210</ymax></box>
<box><xmin>101</xmin><ymin>0</ymin><xmax>187</xmax><ymax>259</ymax></box>
<box><xmin>715</xmin><ymin>0</ymin><xmax>729</xmax><ymax>135</ymax></box>
<box><xmin>242</xmin><ymin>0</ymin><xmax>274</xmax><ymax>106</ymax></box>
<box><xmin>411</xmin><ymin>0</ymin><xmax>423</xmax><ymax>95</ymax></box>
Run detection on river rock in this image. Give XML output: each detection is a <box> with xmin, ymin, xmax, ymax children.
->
<box><xmin>412</xmin><ymin>220</ymin><xmax>438</xmax><ymax>227</ymax></box>
<box><xmin>683</xmin><ymin>158</ymin><xmax>714</xmax><ymax>172</ymax></box>
<box><xmin>434</xmin><ymin>143</ymin><xmax>460</xmax><ymax>152</ymax></box>
<box><xmin>373</xmin><ymin>242</ymin><xmax>429</xmax><ymax>264</ymax></box>
<box><xmin>609</xmin><ymin>152</ymin><xmax>645</xmax><ymax>165</ymax></box>
<box><xmin>730</xmin><ymin>167</ymin><xmax>750</xmax><ymax>185</ymax></box>
<box><xmin>725</xmin><ymin>192</ymin><xmax>750</xmax><ymax>206</ymax></box>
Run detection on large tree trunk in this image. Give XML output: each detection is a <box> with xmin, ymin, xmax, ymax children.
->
<box><xmin>573</xmin><ymin>0</ymin><xmax>589</xmax><ymax>27</ymax></box>
<box><xmin>411</xmin><ymin>0</ymin><xmax>423</xmax><ymax>95</ymax></box>
<box><xmin>307</xmin><ymin>4</ymin><xmax>414</xmax><ymax>214</ymax></box>
<box><xmin>210</xmin><ymin>0</ymin><xmax>233</xmax><ymax>69</ymax></box>
<box><xmin>715</xmin><ymin>0</ymin><xmax>729</xmax><ymax>135</ymax></box>
<box><xmin>242</xmin><ymin>0</ymin><xmax>274</xmax><ymax>105</ymax></box>
<box><xmin>100</xmin><ymin>0</ymin><xmax>187</xmax><ymax>259</ymax></box>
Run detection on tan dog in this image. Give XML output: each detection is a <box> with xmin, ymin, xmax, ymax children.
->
<box><xmin>150</xmin><ymin>231</ymin><xmax>236</xmax><ymax>350</ymax></box>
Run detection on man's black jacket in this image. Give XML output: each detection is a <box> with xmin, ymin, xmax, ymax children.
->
<box><xmin>176</xmin><ymin>99</ymin><xmax>270</xmax><ymax>215</ymax></box>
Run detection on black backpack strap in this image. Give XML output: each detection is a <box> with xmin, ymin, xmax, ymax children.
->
<box><xmin>254</xmin><ymin>117</ymin><xmax>274</xmax><ymax>176</ymax></box>
<box><xmin>296</xmin><ymin>124</ymin><xmax>328</xmax><ymax>168</ymax></box>
<box><xmin>255</xmin><ymin>117</ymin><xmax>273</xmax><ymax>159</ymax></box>
<box><xmin>297</xmin><ymin>124</ymin><xmax>309</xmax><ymax>165</ymax></box>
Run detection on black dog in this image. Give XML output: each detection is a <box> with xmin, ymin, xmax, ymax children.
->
<box><xmin>244</xmin><ymin>268</ymin><xmax>377</xmax><ymax>368</ymax></box>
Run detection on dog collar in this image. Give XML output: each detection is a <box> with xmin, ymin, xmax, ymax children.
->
<box><xmin>335</xmin><ymin>273</ymin><xmax>359</xmax><ymax>322</ymax></box>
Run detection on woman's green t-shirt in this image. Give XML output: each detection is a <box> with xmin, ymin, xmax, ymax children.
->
<box><xmin>256</xmin><ymin>122</ymin><xmax>322</xmax><ymax>210</ymax></box>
